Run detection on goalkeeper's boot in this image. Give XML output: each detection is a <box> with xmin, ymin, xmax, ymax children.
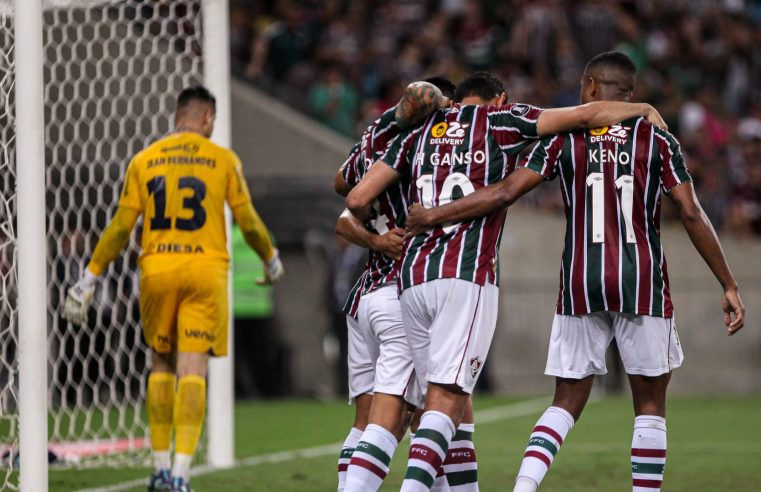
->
<box><xmin>170</xmin><ymin>476</ymin><xmax>193</xmax><ymax>492</ymax></box>
<box><xmin>146</xmin><ymin>469</ymin><xmax>171</xmax><ymax>491</ymax></box>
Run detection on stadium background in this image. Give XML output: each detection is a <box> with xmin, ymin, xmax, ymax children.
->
<box><xmin>1</xmin><ymin>0</ymin><xmax>759</xmax><ymax>490</ymax></box>
<box><xmin>229</xmin><ymin>0</ymin><xmax>761</xmax><ymax>399</ymax></box>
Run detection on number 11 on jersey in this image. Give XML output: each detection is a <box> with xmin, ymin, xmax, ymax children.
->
<box><xmin>586</xmin><ymin>172</ymin><xmax>636</xmax><ymax>244</ymax></box>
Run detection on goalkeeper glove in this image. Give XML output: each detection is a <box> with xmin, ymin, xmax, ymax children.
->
<box><xmin>62</xmin><ymin>269</ymin><xmax>97</xmax><ymax>326</ymax></box>
<box><xmin>257</xmin><ymin>249</ymin><xmax>284</xmax><ymax>286</ymax></box>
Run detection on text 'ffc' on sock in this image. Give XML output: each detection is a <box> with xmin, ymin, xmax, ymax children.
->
<box><xmin>516</xmin><ymin>406</ymin><xmax>574</xmax><ymax>488</ymax></box>
<box><xmin>443</xmin><ymin>423</ymin><xmax>478</xmax><ymax>490</ymax></box>
<box><xmin>402</xmin><ymin>411</ymin><xmax>455</xmax><ymax>491</ymax></box>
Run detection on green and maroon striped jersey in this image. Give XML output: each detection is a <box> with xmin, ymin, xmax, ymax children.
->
<box><xmin>522</xmin><ymin>117</ymin><xmax>692</xmax><ymax>318</ymax></box>
<box><xmin>341</xmin><ymin>106</ymin><xmax>409</xmax><ymax>318</ymax></box>
<box><xmin>382</xmin><ymin>103</ymin><xmax>544</xmax><ymax>291</ymax></box>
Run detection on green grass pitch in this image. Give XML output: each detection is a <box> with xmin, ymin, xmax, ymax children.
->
<box><xmin>47</xmin><ymin>394</ymin><xmax>761</xmax><ymax>491</ymax></box>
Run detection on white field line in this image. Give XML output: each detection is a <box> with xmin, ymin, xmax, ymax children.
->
<box><xmin>79</xmin><ymin>396</ymin><xmax>552</xmax><ymax>492</ymax></box>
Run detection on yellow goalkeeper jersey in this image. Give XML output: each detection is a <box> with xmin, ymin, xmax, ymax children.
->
<box><xmin>119</xmin><ymin>131</ymin><xmax>250</xmax><ymax>275</ymax></box>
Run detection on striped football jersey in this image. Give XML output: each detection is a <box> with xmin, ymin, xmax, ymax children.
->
<box><xmin>341</xmin><ymin>106</ymin><xmax>409</xmax><ymax>318</ymax></box>
<box><xmin>382</xmin><ymin>102</ymin><xmax>544</xmax><ymax>291</ymax></box>
<box><xmin>522</xmin><ymin>117</ymin><xmax>692</xmax><ymax>317</ymax></box>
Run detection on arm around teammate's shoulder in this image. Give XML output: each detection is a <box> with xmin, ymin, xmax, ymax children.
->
<box><xmin>668</xmin><ymin>183</ymin><xmax>745</xmax><ymax>335</ymax></box>
<box><xmin>536</xmin><ymin>101</ymin><xmax>667</xmax><ymax>137</ymax></box>
<box><xmin>406</xmin><ymin>168</ymin><xmax>545</xmax><ymax>235</ymax></box>
<box><xmin>395</xmin><ymin>81</ymin><xmax>448</xmax><ymax>129</ymax></box>
<box><xmin>335</xmin><ymin>170</ymin><xmax>353</xmax><ymax>197</ymax></box>
<box><xmin>345</xmin><ymin>160</ymin><xmax>400</xmax><ymax>220</ymax></box>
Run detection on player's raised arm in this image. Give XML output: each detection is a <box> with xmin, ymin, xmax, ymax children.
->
<box><xmin>394</xmin><ymin>81</ymin><xmax>449</xmax><ymax>129</ymax></box>
<box><xmin>62</xmin><ymin>206</ymin><xmax>140</xmax><ymax>325</ymax></box>
<box><xmin>536</xmin><ymin>100</ymin><xmax>666</xmax><ymax>136</ymax></box>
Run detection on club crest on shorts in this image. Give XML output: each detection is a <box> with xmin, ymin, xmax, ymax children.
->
<box><xmin>469</xmin><ymin>357</ymin><xmax>483</xmax><ymax>378</ymax></box>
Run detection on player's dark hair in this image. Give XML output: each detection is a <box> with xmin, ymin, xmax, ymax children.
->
<box><xmin>454</xmin><ymin>71</ymin><xmax>505</xmax><ymax>103</ymax></box>
<box><xmin>423</xmin><ymin>76</ymin><xmax>456</xmax><ymax>100</ymax></box>
<box><xmin>583</xmin><ymin>51</ymin><xmax>637</xmax><ymax>78</ymax></box>
<box><xmin>177</xmin><ymin>85</ymin><xmax>216</xmax><ymax>113</ymax></box>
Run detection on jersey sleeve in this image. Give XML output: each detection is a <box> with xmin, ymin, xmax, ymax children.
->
<box><xmin>654</xmin><ymin>129</ymin><xmax>692</xmax><ymax>193</ymax></box>
<box><xmin>227</xmin><ymin>151</ymin><xmax>252</xmax><ymax>208</ymax></box>
<box><xmin>117</xmin><ymin>158</ymin><xmax>143</xmax><ymax>211</ymax></box>
<box><xmin>520</xmin><ymin>134</ymin><xmax>566</xmax><ymax>180</ymax></box>
<box><xmin>340</xmin><ymin>142</ymin><xmax>361</xmax><ymax>185</ymax></box>
<box><xmin>380</xmin><ymin>127</ymin><xmax>418</xmax><ymax>176</ymax></box>
<box><xmin>487</xmin><ymin>103</ymin><xmax>544</xmax><ymax>155</ymax></box>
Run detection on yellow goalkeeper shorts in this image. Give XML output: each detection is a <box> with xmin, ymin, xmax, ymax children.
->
<box><xmin>139</xmin><ymin>262</ymin><xmax>228</xmax><ymax>356</ymax></box>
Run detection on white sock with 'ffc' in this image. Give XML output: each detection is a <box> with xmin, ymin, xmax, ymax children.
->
<box><xmin>337</xmin><ymin>427</ymin><xmax>363</xmax><ymax>491</ymax></box>
<box><xmin>514</xmin><ymin>406</ymin><xmax>574</xmax><ymax>491</ymax></box>
<box><xmin>344</xmin><ymin>424</ymin><xmax>398</xmax><ymax>492</ymax></box>
<box><xmin>632</xmin><ymin>415</ymin><xmax>667</xmax><ymax>492</ymax></box>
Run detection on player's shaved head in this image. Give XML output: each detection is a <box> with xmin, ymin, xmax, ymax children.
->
<box><xmin>454</xmin><ymin>71</ymin><xmax>507</xmax><ymax>105</ymax></box>
<box><xmin>423</xmin><ymin>76</ymin><xmax>456</xmax><ymax>100</ymax></box>
<box><xmin>175</xmin><ymin>86</ymin><xmax>216</xmax><ymax>137</ymax></box>
<box><xmin>581</xmin><ymin>51</ymin><xmax>637</xmax><ymax>103</ymax></box>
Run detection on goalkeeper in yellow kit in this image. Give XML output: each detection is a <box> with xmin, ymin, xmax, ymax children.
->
<box><xmin>62</xmin><ymin>86</ymin><xmax>283</xmax><ymax>492</ymax></box>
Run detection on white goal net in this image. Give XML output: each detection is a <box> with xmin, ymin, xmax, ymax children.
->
<box><xmin>1</xmin><ymin>0</ymin><xmax>211</xmax><ymax>487</ymax></box>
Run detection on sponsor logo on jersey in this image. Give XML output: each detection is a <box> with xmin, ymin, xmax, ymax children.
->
<box><xmin>510</xmin><ymin>104</ymin><xmax>531</xmax><ymax>117</ymax></box>
<box><xmin>147</xmin><ymin>242</ymin><xmax>205</xmax><ymax>254</ymax></box>
<box><xmin>161</xmin><ymin>143</ymin><xmax>200</xmax><ymax>154</ymax></box>
<box><xmin>430</xmin><ymin>121</ymin><xmax>470</xmax><ymax>145</ymax></box>
<box><xmin>588</xmin><ymin>148</ymin><xmax>632</xmax><ymax>166</ymax></box>
<box><xmin>413</xmin><ymin>150</ymin><xmax>487</xmax><ymax>167</ymax></box>
<box><xmin>184</xmin><ymin>328</ymin><xmax>215</xmax><ymax>342</ymax></box>
<box><xmin>589</xmin><ymin>124</ymin><xmax>630</xmax><ymax>145</ymax></box>
<box><xmin>470</xmin><ymin>356</ymin><xmax>483</xmax><ymax>378</ymax></box>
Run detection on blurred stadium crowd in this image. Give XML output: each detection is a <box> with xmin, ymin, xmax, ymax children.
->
<box><xmin>230</xmin><ymin>0</ymin><xmax>761</xmax><ymax>236</ymax></box>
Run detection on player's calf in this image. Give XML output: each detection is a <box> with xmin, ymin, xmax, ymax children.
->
<box><xmin>344</xmin><ymin>393</ymin><xmax>413</xmax><ymax>492</ymax></box>
<box><xmin>513</xmin><ymin>406</ymin><xmax>575</xmax><ymax>492</ymax></box>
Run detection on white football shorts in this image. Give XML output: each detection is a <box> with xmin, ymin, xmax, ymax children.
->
<box><xmin>545</xmin><ymin>311</ymin><xmax>684</xmax><ymax>378</ymax></box>
<box><xmin>348</xmin><ymin>284</ymin><xmax>422</xmax><ymax>407</ymax></box>
<box><xmin>347</xmin><ymin>314</ymin><xmax>375</xmax><ymax>403</ymax></box>
<box><xmin>400</xmin><ymin>278</ymin><xmax>499</xmax><ymax>394</ymax></box>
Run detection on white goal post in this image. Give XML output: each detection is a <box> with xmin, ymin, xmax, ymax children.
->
<box><xmin>4</xmin><ymin>1</ymin><xmax>235</xmax><ymax>490</ymax></box>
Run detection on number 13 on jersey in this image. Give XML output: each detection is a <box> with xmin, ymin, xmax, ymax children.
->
<box><xmin>147</xmin><ymin>175</ymin><xmax>207</xmax><ymax>231</ymax></box>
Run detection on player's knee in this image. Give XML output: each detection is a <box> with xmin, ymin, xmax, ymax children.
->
<box><xmin>175</xmin><ymin>351</ymin><xmax>209</xmax><ymax>379</ymax></box>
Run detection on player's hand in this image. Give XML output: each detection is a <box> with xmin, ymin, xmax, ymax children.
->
<box><xmin>372</xmin><ymin>228</ymin><xmax>405</xmax><ymax>259</ymax></box>
<box><xmin>62</xmin><ymin>272</ymin><xmax>97</xmax><ymax>326</ymax></box>
<box><xmin>643</xmin><ymin>104</ymin><xmax>668</xmax><ymax>131</ymax></box>
<box><xmin>721</xmin><ymin>287</ymin><xmax>745</xmax><ymax>335</ymax></box>
<box><xmin>405</xmin><ymin>204</ymin><xmax>433</xmax><ymax>238</ymax></box>
<box><xmin>258</xmin><ymin>250</ymin><xmax>284</xmax><ymax>286</ymax></box>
